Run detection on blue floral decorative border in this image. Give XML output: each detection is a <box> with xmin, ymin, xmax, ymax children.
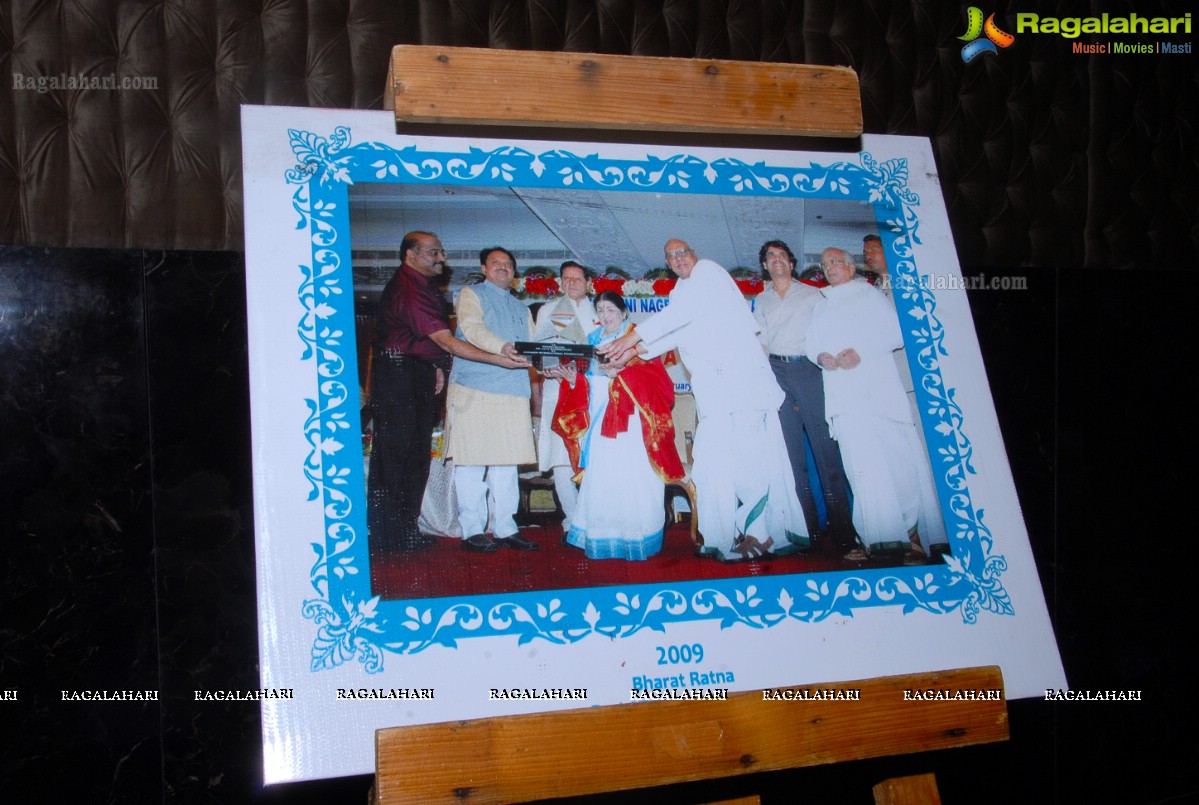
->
<box><xmin>285</xmin><ymin>127</ymin><xmax>1011</xmax><ymax>674</ymax></box>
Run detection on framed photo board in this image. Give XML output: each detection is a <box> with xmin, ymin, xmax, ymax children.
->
<box><xmin>242</xmin><ymin>105</ymin><xmax>1064</xmax><ymax>783</ymax></box>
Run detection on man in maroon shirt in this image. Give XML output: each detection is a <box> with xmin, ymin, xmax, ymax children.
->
<box><xmin>368</xmin><ymin>231</ymin><xmax>529</xmax><ymax>553</ymax></box>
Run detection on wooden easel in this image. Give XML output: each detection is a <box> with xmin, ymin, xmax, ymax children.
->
<box><xmin>373</xmin><ymin>46</ymin><xmax>1009</xmax><ymax>804</ymax></box>
<box><xmin>373</xmin><ymin>667</ymin><xmax>1006</xmax><ymax>804</ymax></box>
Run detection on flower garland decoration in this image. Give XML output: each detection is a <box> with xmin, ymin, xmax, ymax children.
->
<box><xmin>733</xmin><ymin>276</ymin><xmax>765</xmax><ymax>296</ymax></box>
<box><xmin>512</xmin><ymin>273</ymin><xmax>766</xmax><ymax>299</ymax></box>
<box><xmin>523</xmin><ymin>276</ymin><xmax>561</xmax><ymax>297</ymax></box>
<box><xmin>590</xmin><ymin>277</ymin><xmax>627</xmax><ymax>295</ymax></box>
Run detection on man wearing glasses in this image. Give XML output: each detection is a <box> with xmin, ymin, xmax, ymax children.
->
<box><xmin>367</xmin><ymin>232</ymin><xmax>528</xmax><ymax>555</ymax></box>
<box><xmin>806</xmin><ymin>247</ymin><xmax>947</xmax><ymax>564</ymax></box>
<box><xmin>531</xmin><ymin>260</ymin><xmax>598</xmax><ymax>531</ymax></box>
<box><xmin>596</xmin><ymin>239</ymin><xmax>808</xmax><ymax>562</ymax></box>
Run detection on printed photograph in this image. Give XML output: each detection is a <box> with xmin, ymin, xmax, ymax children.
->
<box><xmin>347</xmin><ymin>184</ymin><xmax>951</xmax><ymax>603</ymax></box>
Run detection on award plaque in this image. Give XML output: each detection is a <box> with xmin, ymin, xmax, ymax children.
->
<box><xmin>513</xmin><ymin>341</ymin><xmax>594</xmax><ymax>359</ymax></box>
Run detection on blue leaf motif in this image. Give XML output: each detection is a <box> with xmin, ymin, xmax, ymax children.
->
<box><xmin>777</xmin><ymin>588</ymin><xmax>794</xmax><ymax>612</ymax></box>
<box><xmin>292</xmin><ymin>132</ymin><xmax>1014</xmax><ymax>665</ymax></box>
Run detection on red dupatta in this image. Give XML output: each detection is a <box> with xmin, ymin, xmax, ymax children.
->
<box><xmin>603</xmin><ymin>357</ymin><xmax>685</xmax><ymax>484</ymax></box>
<box><xmin>551</xmin><ymin>324</ymin><xmax>685</xmax><ymax>485</ymax></box>
<box><xmin>550</xmin><ymin>371</ymin><xmax>590</xmax><ymax>482</ymax></box>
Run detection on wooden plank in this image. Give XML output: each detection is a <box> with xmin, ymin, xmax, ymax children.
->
<box><xmin>385</xmin><ymin>45</ymin><xmax>862</xmax><ymax>138</ymax></box>
<box><xmin>375</xmin><ymin>666</ymin><xmax>1006</xmax><ymax>804</ymax></box>
<box><xmin>873</xmin><ymin>773</ymin><xmax>942</xmax><ymax>805</ymax></box>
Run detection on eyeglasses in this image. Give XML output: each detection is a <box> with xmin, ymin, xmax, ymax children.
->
<box><xmin>665</xmin><ymin>248</ymin><xmax>694</xmax><ymax>260</ymax></box>
<box><xmin>417</xmin><ymin>247</ymin><xmax>446</xmax><ymax>258</ymax></box>
<box><xmin>821</xmin><ymin>257</ymin><xmax>850</xmax><ymax>267</ymax></box>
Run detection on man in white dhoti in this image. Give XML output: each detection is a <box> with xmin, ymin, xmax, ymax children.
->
<box><xmin>446</xmin><ymin>247</ymin><xmax>539</xmax><ymax>553</ymax></box>
<box><xmin>806</xmin><ymin>247</ymin><xmax>948</xmax><ymax>564</ymax></box>
<box><xmin>532</xmin><ymin>261</ymin><xmax>598</xmax><ymax>530</ymax></box>
<box><xmin>597</xmin><ymin>239</ymin><xmax>808</xmax><ymax>562</ymax></box>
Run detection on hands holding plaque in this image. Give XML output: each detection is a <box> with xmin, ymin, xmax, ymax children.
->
<box><xmin>514</xmin><ymin>340</ymin><xmax>595</xmax><ymax>374</ymax></box>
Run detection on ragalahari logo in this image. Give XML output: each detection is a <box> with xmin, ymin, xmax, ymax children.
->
<box><xmin>959</xmin><ymin>7</ymin><xmax>1016</xmax><ymax>62</ymax></box>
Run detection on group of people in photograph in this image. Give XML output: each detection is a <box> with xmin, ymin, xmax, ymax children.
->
<box><xmin>366</xmin><ymin>229</ymin><xmax>948</xmax><ymax>566</ymax></box>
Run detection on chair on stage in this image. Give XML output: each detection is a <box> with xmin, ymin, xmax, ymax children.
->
<box><xmin>665</xmin><ymin>392</ymin><xmax>701</xmax><ymax>552</ymax></box>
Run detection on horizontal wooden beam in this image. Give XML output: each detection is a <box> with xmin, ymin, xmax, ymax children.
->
<box><xmin>374</xmin><ymin>666</ymin><xmax>1006</xmax><ymax>804</ymax></box>
<box><xmin>385</xmin><ymin>45</ymin><xmax>862</xmax><ymax>138</ymax></box>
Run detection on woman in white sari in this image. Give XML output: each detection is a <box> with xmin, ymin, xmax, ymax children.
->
<box><xmin>551</xmin><ymin>292</ymin><xmax>684</xmax><ymax>560</ymax></box>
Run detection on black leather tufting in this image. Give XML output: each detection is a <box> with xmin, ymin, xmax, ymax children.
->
<box><xmin>0</xmin><ymin>1</ymin><xmax>1194</xmax><ymax>267</ymax></box>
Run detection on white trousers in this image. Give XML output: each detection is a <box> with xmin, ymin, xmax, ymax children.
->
<box><xmin>834</xmin><ymin>413</ymin><xmax>947</xmax><ymax>552</ymax></box>
<box><xmin>551</xmin><ymin>464</ymin><xmax>579</xmax><ymax>526</ymax></box>
<box><xmin>692</xmin><ymin>408</ymin><xmax>807</xmax><ymax>558</ymax></box>
<box><xmin>454</xmin><ymin>465</ymin><xmax>520</xmax><ymax>539</ymax></box>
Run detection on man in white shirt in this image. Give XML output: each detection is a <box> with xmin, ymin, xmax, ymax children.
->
<box><xmin>753</xmin><ymin>240</ymin><xmax>854</xmax><ymax>552</ymax></box>
<box><xmin>597</xmin><ymin>239</ymin><xmax>807</xmax><ymax>561</ymax></box>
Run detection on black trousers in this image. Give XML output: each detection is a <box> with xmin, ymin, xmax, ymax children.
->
<box><xmin>769</xmin><ymin>357</ymin><xmax>854</xmax><ymax>544</ymax></box>
<box><xmin>367</xmin><ymin>353</ymin><xmax>438</xmax><ymax>551</ymax></box>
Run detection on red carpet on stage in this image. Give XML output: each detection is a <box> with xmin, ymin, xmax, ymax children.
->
<box><xmin>369</xmin><ymin>522</ymin><xmax>923</xmax><ymax>602</ymax></box>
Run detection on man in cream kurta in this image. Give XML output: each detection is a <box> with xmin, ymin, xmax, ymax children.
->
<box><xmin>446</xmin><ymin>247</ymin><xmax>538</xmax><ymax>553</ymax></box>
<box><xmin>532</xmin><ymin>261</ymin><xmax>598</xmax><ymax>529</ymax></box>
<box><xmin>597</xmin><ymin>239</ymin><xmax>808</xmax><ymax>561</ymax></box>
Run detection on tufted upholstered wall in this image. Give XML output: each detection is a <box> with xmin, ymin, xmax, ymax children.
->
<box><xmin>1</xmin><ymin>1</ymin><xmax>1195</xmax><ymax>267</ymax></box>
